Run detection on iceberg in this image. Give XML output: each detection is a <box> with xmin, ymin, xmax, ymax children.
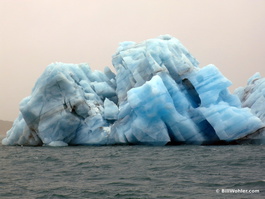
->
<box><xmin>2</xmin><ymin>35</ymin><xmax>265</xmax><ymax>146</ymax></box>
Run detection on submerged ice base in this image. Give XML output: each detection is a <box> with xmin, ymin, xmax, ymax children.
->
<box><xmin>2</xmin><ymin>35</ymin><xmax>265</xmax><ymax>146</ymax></box>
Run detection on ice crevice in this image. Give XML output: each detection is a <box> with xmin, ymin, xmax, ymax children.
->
<box><xmin>2</xmin><ymin>35</ymin><xmax>265</xmax><ymax>146</ymax></box>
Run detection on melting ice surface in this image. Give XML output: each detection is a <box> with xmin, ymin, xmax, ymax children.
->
<box><xmin>2</xmin><ymin>35</ymin><xmax>265</xmax><ymax>146</ymax></box>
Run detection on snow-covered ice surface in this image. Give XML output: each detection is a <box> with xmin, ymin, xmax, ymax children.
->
<box><xmin>2</xmin><ymin>35</ymin><xmax>265</xmax><ymax>146</ymax></box>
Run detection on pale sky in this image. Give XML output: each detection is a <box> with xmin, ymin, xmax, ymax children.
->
<box><xmin>1</xmin><ymin>0</ymin><xmax>265</xmax><ymax>121</ymax></box>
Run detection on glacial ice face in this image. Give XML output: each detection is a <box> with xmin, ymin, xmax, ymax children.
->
<box><xmin>2</xmin><ymin>35</ymin><xmax>264</xmax><ymax>146</ymax></box>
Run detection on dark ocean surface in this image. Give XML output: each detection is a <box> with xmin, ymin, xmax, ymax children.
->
<box><xmin>0</xmin><ymin>144</ymin><xmax>264</xmax><ymax>199</ymax></box>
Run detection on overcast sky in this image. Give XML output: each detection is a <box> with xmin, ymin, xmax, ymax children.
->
<box><xmin>1</xmin><ymin>0</ymin><xmax>265</xmax><ymax>121</ymax></box>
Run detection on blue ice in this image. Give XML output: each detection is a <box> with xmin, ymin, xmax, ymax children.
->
<box><xmin>2</xmin><ymin>35</ymin><xmax>264</xmax><ymax>146</ymax></box>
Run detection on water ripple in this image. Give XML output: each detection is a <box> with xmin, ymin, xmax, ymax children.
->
<box><xmin>0</xmin><ymin>145</ymin><xmax>264</xmax><ymax>198</ymax></box>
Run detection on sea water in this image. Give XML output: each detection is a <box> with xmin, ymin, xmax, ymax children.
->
<box><xmin>0</xmin><ymin>144</ymin><xmax>264</xmax><ymax>199</ymax></box>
